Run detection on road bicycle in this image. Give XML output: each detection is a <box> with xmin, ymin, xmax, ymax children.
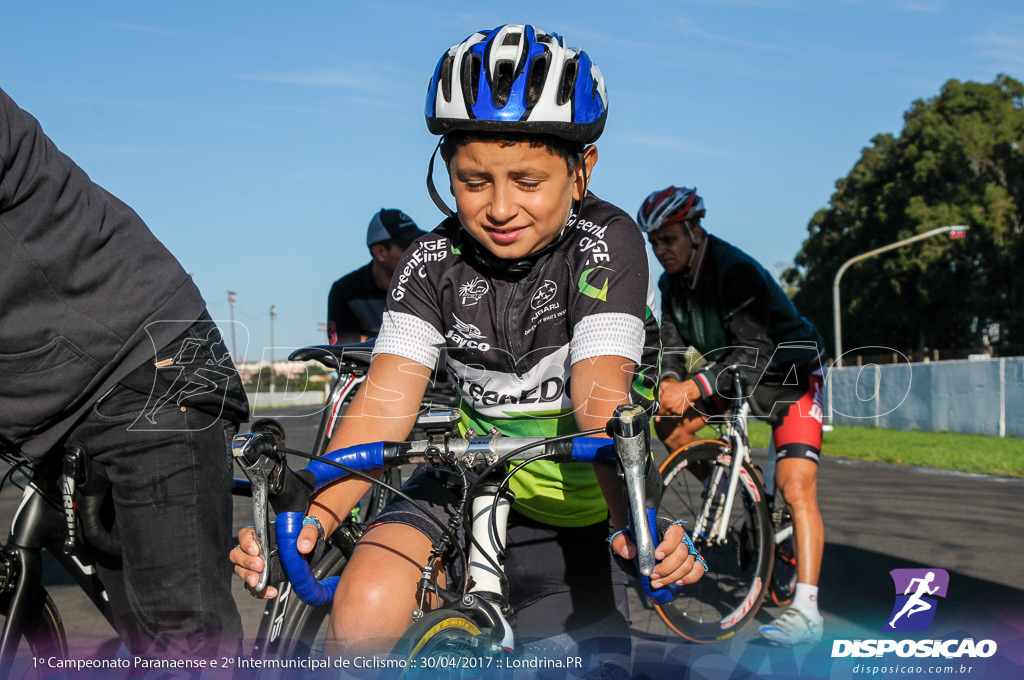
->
<box><xmin>652</xmin><ymin>370</ymin><xmax>797</xmax><ymax>642</ymax></box>
<box><xmin>0</xmin><ymin>340</ymin><xmax>454</xmax><ymax>673</ymax></box>
<box><xmin>233</xmin><ymin>401</ymin><xmax>698</xmax><ymax>674</ymax></box>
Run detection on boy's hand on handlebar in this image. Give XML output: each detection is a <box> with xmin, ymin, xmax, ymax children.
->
<box><xmin>608</xmin><ymin>531</ymin><xmax>635</xmax><ymax>562</ymax></box>
<box><xmin>230</xmin><ymin>523</ymin><xmax>321</xmax><ymax>599</ymax></box>
<box><xmin>650</xmin><ymin>522</ymin><xmax>706</xmax><ymax>589</ymax></box>
<box><xmin>230</xmin><ymin>527</ymin><xmax>277</xmax><ymax>599</ymax></box>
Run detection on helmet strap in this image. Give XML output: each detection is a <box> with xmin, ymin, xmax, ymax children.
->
<box><xmin>426</xmin><ymin>139</ymin><xmax>455</xmax><ymax>218</ymax></box>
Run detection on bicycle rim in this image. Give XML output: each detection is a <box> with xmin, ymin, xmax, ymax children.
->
<box><xmin>0</xmin><ymin>586</ymin><xmax>69</xmax><ymax>673</ymax></box>
<box><xmin>261</xmin><ymin>545</ymin><xmax>349</xmax><ymax>659</ymax></box>
<box><xmin>392</xmin><ymin>610</ymin><xmax>492</xmax><ymax>679</ymax></box>
<box><xmin>655</xmin><ymin>441</ymin><xmax>772</xmax><ymax>642</ymax></box>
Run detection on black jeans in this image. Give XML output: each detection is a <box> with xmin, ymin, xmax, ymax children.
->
<box><xmin>60</xmin><ymin>314</ymin><xmax>246</xmax><ymax>658</ymax></box>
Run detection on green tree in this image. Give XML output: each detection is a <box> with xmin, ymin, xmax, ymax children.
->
<box><xmin>785</xmin><ymin>75</ymin><xmax>1024</xmax><ymax>359</ymax></box>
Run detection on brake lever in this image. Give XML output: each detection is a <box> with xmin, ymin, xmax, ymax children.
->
<box><xmin>608</xmin><ymin>404</ymin><xmax>656</xmax><ymax>577</ymax></box>
<box><xmin>232</xmin><ymin>431</ymin><xmax>282</xmax><ymax>592</ymax></box>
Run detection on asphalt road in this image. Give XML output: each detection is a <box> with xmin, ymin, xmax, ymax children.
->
<box><xmin>8</xmin><ymin>405</ymin><xmax>1024</xmax><ymax>670</ymax></box>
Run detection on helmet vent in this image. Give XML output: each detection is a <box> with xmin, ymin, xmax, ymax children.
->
<box><xmin>558</xmin><ymin>59</ymin><xmax>578</xmax><ymax>106</ymax></box>
<box><xmin>462</xmin><ymin>53</ymin><xmax>482</xmax><ymax>106</ymax></box>
<box><xmin>494</xmin><ymin>60</ymin><xmax>514</xmax><ymax>107</ymax></box>
<box><xmin>502</xmin><ymin>31</ymin><xmax>521</xmax><ymax>46</ymax></box>
<box><xmin>439</xmin><ymin>54</ymin><xmax>454</xmax><ymax>103</ymax></box>
<box><xmin>526</xmin><ymin>53</ymin><xmax>550</xmax><ymax>108</ymax></box>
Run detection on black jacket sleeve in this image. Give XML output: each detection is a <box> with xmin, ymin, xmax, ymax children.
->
<box><xmin>697</xmin><ymin>260</ymin><xmax>775</xmax><ymax>398</ymax></box>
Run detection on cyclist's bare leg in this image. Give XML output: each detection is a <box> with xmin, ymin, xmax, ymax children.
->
<box><xmin>327</xmin><ymin>522</ymin><xmax>442</xmax><ymax>656</ymax></box>
<box><xmin>774</xmin><ymin>458</ymin><xmax>823</xmax><ymax>586</ymax></box>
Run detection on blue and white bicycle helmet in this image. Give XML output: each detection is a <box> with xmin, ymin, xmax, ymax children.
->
<box><xmin>425</xmin><ymin>24</ymin><xmax>608</xmax><ymax>144</ymax></box>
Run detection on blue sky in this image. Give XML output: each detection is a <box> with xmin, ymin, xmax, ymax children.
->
<box><xmin>4</xmin><ymin>1</ymin><xmax>1022</xmax><ymax>362</ymax></box>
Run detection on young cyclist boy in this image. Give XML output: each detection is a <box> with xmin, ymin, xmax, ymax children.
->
<box><xmin>232</xmin><ymin>24</ymin><xmax>705</xmax><ymax>659</ymax></box>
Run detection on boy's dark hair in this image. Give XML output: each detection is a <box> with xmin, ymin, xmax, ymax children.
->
<box><xmin>439</xmin><ymin>130</ymin><xmax>584</xmax><ymax>175</ymax></box>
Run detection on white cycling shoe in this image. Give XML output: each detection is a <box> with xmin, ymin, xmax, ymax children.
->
<box><xmin>758</xmin><ymin>607</ymin><xmax>824</xmax><ymax>646</ymax></box>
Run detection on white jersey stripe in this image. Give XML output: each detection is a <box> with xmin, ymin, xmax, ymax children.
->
<box><xmin>571</xmin><ymin>312</ymin><xmax>645</xmax><ymax>365</ymax></box>
<box><xmin>373</xmin><ymin>310</ymin><xmax>444</xmax><ymax>368</ymax></box>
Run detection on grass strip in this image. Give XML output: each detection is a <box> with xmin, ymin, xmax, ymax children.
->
<box><xmin>738</xmin><ymin>421</ymin><xmax>1024</xmax><ymax>478</ymax></box>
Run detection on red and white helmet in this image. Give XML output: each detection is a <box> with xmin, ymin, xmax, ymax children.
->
<box><xmin>636</xmin><ymin>186</ymin><xmax>705</xmax><ymax>233</ymax></box>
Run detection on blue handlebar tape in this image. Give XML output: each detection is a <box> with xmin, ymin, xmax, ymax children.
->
<box><xmin>569</xmin><ymin>436</ymin><xmax>615</xmax><ymax>463</ymax></box>
<box><xmin>304</xmin><ymin>442</ymin><xmax>386</xmax><ymax>493</ymax></box>
<box><xmin>277</xmin><ymin>511</ymin><xmax>338</xmax><ymax>605</ymax></box>
<box><xmin>277</xmin><ymin>442</ymin><xmax>386</xmax><ymax>605</ymax></box>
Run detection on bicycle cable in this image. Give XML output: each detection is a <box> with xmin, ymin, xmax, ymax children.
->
<box><xmin>277</xmin><ymin>446</ymin><xmax>470</xmax><ymax>577</ymax></box>
<box><xmin>459</xmin><ymin>427</ymin><xmax>606</xmax><ymax>580</ymax></box>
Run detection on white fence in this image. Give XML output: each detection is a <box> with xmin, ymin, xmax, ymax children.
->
<box><xmin>827</xmin><ymin>357</ymin><xmax>1024</xmax><ymax>437</ymax></box>
<box><xmin>247</xmin><ymin>387</ymin><xmax>328</xmax><ymax>412</ymax></box>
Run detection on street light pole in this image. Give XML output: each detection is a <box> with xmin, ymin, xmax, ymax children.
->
<box><xmin>832</xmin><ymin>224</ymin><xmax>968</xmax><ymax>367</ymax></box>
<box><xmin>227</xmin><ymin>291</ymin><xmax>237</xmax><ymax>362</ymax></box>
<box><xmin>269</xmin><ymin>305</ymin><xmax>277</xmax><ymax>394</ymax></box>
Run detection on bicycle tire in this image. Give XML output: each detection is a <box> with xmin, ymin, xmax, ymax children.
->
<box><xmin>0</xmin><ymin>585</ymin><xmax>69</xmax><ymax>669</ymax></box>
<box><xmin>391</xmin><ymin>610</ymin><xmax>493</xmax><ymax>679</ymax></box>
<box><xmin>260</xmin><ymin>543</ymin><xmax>350</xmax><ymax>659</ymax></box>
<box><xmin>655</xmin><ymin>440</ymin><xmax>772</xmax><ymax>642</ymax></box>
<box><xmin>768</xmin><ymin>489</ymin><xmax>797</xmax><ymax>607</ymax></box>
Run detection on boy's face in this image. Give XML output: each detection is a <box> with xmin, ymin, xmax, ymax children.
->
<box><xmin>448</xmin><ymin>140</ymin><xmax>596</xmax><ymax>260</ymax></box>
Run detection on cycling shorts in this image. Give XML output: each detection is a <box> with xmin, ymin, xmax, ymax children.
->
<box><xmin>370</xmin><ymin>464</ymin><xmax>631</xmax><ymax>656</ymax></box>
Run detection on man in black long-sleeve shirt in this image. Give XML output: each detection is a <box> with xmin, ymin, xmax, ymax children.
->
<box><xmin>638</xmin><ymin>185</ymin><xmax>828</xmax><ymax>647</ymax></box>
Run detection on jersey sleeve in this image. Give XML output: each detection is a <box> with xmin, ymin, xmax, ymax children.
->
<box><xmin>372</xmin><ymin>239</ymin><xmax>446</xmax><ymax>369</ymax></box>
<box><xmin>568</xmin><ymin>213</ymin><xmax>652</xmax><ymax>367</ymax></box>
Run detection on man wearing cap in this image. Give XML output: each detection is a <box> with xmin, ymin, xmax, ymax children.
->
<box><xmin>327</xmin><ymin>209</ymin><xmax>426</xmax><ymax>344</ymax></box>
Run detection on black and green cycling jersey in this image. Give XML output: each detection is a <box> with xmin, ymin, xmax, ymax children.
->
<box><xmin>373</xmin><ymin>194</ymin><xmax>660</xmax><ymax>527</ymax></box>
<box><xmin>659</xmin><ymin>233</ymin><xmax>825</xmax><ymax>400</ymax></box>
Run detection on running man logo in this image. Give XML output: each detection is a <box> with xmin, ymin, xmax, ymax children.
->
<box><xmin>883</xmin><ymin>568</ymin><xmax>949</xmax><ymax>632</ymax></box>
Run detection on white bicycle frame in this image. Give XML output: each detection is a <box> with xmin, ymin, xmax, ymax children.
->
<box><xmin>691</xmin><ymin>399</ymin><xmax>787</xmax><ymax>547</ymax></box>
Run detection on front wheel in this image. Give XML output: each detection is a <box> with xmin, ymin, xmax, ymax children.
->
<box><xmin>0</xmin><ymin>583</ymin><xmax>69</xmax><ymax>675</ymax></box>
<box><xmin>655</xmin><ymin>441</ymin><xmax>773</xmax><ymax>643</ymax></box>
<box><xmin>391</xmin><ymin>610</ymin><xmax>494</xmax><ymax>679</ymax></box>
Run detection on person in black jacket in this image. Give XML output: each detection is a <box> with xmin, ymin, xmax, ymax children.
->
<box><xmin>638</xmin><ymin>185</ymin><xmax>827</xmax><ymax>646</ymax></box>
<box><xmin>0</xmin><ymin>85</ymin><xmax>247</xmax><ymax>658</ymax></box>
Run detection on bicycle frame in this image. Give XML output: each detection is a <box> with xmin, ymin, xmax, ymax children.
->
<box><xmin>690</xmin><ymin>371</ymin><xmax>790</xmax><ymax>553</ymax></box>
<box><xmin>0</xmin><ymin>451</ymin><xmax>115</xmax><ymax>664</ymax></box>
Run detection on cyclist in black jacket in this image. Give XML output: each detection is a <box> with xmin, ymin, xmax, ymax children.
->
<box><xmin>639</xmin><ymin>185</ymin><xmax>827</xmax><ymax>646</ymax></box>
<box><xmin>233</xmin><ymin>24</ymin><xmax>705</xmax><ymax>663</ymax></box>
<box><xmin>0</xmin><ymin>85</ymin><xmax>247</xmax><ymax>658</ymax></box>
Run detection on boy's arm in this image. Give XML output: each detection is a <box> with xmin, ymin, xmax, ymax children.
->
<box><xmin>306</xmin><ymin>353</ymin><xmax>432</xmax><ymax>533</ymax></box>
<box><xmin>571</xmin><ymin>354</ymin><xmax>705</xmax><ymax>589</ymax></box>
<box><xmin>570</xmin><ymin>354</ymin><xmax>635</xmax><ymax>532</ymax></box>
<box><xmin>231</xmin><ymin>353</ymin><xmax>430</xmax><ymax>597</ymax></box>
